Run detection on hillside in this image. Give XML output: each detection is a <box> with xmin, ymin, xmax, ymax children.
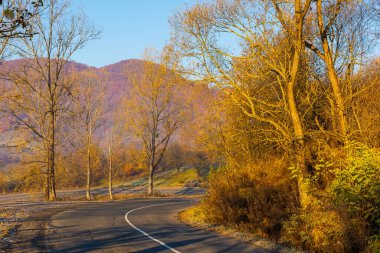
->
<box><xmin>0</xmin><ymin>58</ymin><xmax>215</xmax><ymax>171</ymax></box>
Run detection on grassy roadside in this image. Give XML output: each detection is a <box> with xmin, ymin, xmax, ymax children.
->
<box><xmin>155</xmin><ymin>168</ymin><xmax>200</xmax><ymax>187</ymax></box>
<box><xmin>178</xmin><ymin>205</ymin><xmax>301</xmax><ymax>253</ymax></box>
<box><xmin>0</xmin><ymin>167</ymin><xmax>200</xmax><ymax>196</ymax></box>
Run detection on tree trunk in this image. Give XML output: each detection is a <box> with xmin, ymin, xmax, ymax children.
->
<box><xmin>148</xmin><ymin>164</ymin><xmax>154</xmax><ymax>196</ymax></box>
<box><xmin>50</xmin><ymin>166</ymin><xmax>56</xmax><ymax>200</ymax></box>
<box><xmin>317</xmin><ymin>0</ymin><xmax>347</xmax><ymax>141</ymax></box>
<box><xmin>49</xmin><ymin>111</ymin><xmax>56</xmax><ymax>200</ymax></box>
<box><xmin>323</xmin><ymin>43</ymin><xmax>347</xmax><ymax>140</ymax></box>
<box><xmin>286</xmin><ymin>1</ymin><xmax>310</xmax><ymax>209</ymax></box>
<box><xmin>288</xmin><ymin>83</ymin><xmax>310</xmax><ymax>208</ymax></box>
<box><xmin>86</xmin><ymin>134</ymin><xmax>91</xmax><ymax>200</ymax></box>
<box><xmin>148</xmin><ymin>125</ymin><xmax>156</xmax><ymax>196</ymax></box>
<box><xmin>45</xmin><ymin>166</ymin><xmax>50</xmax><ymax>199</ymax></box>
<box><xmin>108</xmin><ymin>136</ymin><xmax>113</xmax><ymax>200</ymax></box>
<box><xmin>293</xmin><ymin>139</ymin><xmax>310</xmax><ymax>208</ymax></box>
<box><xmin>45</xmin><ymin>146</ymin><xmax>50</xmax><ymax>200</ymax></box>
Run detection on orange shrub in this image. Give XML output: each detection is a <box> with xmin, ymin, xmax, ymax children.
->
<box><xmin>200</xmin><ymin>159</ymin><xmax>298</xmax><ymax>239</ymax></box>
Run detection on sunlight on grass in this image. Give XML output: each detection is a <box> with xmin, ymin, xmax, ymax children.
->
<box><xmin>156</xmin><ymin>168</ymin><xmax>199</xmax><ymax>187</ymax></box>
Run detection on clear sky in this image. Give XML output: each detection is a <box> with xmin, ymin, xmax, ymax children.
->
<box><xmin>71</xmin><ymin>1</ymin><xmax>379</xmax><ymax>68</ymax></box>
<box><xmin>71</xmin><ymin>0</ymin><xmax>198</xmax><ymax>68</ymax></box>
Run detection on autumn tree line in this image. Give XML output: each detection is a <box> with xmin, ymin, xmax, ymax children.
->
<box><xmin>0</xmin><ymin>0</ymin><xmax>206</xmax><ymax>200</ymax></box>
<box><xmin>168</xmin><ymin>0</ymin><xmax>380</xmax><ymax>252</ymax></box>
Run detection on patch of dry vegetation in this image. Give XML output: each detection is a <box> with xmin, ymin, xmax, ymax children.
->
<box><xmin>0</xmin><ymin>211</ymin><xmax>13</xmax><ymax>239</ymax></box>
<box><xmin>203</xmin><ymin>160</ymin><xmax>298</xmax><ymax>239</ymax></box>
<box><xmin>179</xmin><ymin>204</ymin><xmax>299</xmax><ymax>253</ymax></box>
<box><xmin>0</xmin><ymin>208</ymin><xmax>29</xmax><ymax>250</ymax></box>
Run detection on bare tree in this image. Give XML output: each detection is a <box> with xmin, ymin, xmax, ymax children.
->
<box><xmin>125</xmin><ymin>48</ymin><xmax>185</xmax><ymax>196</ymax></box>
<box><xmin>0</xmin><ymin>0</ymin><xmax>42</xmax><ymax>141</ymax></box>
<box><xmin>304</xmin><ymin>0</ymin><xmax>380</xmax><ymax>141</ymax></box>
<box><xmin>170</xmin><ymin>0</ymin><xmax>315</xmax><ymax>207</ymax></box>
<box><xmin>73</xmin><ymin>70</ymin><xmax>106</xmax><ymax>200</ymax></box>
<box><xmin>0</xmin><ymin>0</ymin><xmax>43</xmax><ymax>58</ymax></box>
<box><xmin>3</xmin><ymin>0</ymin><xmax>99</xmax><ymax>200</ymax></box>
<box><xmin>106</xmin><ymin>106</ymin><xmax>126</xmax><ymax>200</ymax></box>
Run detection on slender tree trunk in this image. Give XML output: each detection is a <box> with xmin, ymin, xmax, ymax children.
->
<box><xmin>86</xmin><ymin>133</ymin><xmax>91</xmax><ymax>200</ymax></box>
<box><xmin>316</xmin><ymin>0</ymin><xmax>347</xmax><ymax>141</ymax></box>
<box><xmin>286</xmin><ymin>0</ymin><xmax>310</xmax><ymax>208</ymax></box>
<box><xmin>108</xmin><ymin>133</ymin><xmax>113</xmax><ymax>200</ymax></box>
<box><xmin>148</xmin><ymin>164</ymin><xmax>154</xmax><ymax>196</ymax></box>
<box><xmin>288</xmin><ymin>78</ymin><xmax>309</xmax><ymax>208</ymax></box>
<box><xmin>45</xmin><ymin>170</ymin><xmax>50</xmax><ymax>199</ymax></box>
<box><xmin>45</xmin><ymin>149</ymin><xmax>50</xmax><ymax>200</ymax></box>
<box><xmin>293</xmin><ymin>139</ymin><xmax>309</xmax><ymax>208</ymax></box>
<box><xmin>148</xmin><ymin>124</ymin><xmax>157</xmax><ymax>196</ymax></box>
<box><xmin>323</xmin><ymin>44</ymin><xmax>347</xmax><ymax>140</ymax></box>
<box><xmin>49</xmin><ymin>110</ymin><xmax>56</xmax><ymax>200</ymax></box>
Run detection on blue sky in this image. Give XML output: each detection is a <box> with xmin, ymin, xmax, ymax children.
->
<box><xmin>71</xmin><ymin>0</ymin><xmax>198</xmax><ymax>68</ymax></box>
<box><xmin>71</xmin><ymin>1</ymin><xmax>379</xmax><ymax>68</ymax></box>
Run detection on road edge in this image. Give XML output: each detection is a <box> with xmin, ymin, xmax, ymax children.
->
<box><xmin>9</xmin><ymin>204</ymin><xmax>83</xmax><ymax>252</ymax></box>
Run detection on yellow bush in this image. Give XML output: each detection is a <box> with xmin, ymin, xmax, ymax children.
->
<box><xmin>201</xmin><ymin>159</ymin><xmax>298</xmax><ymax>239</ymax></box>
<box><xmin>282</xmin><ymin>209</ymin><xmax>352</xmax><ymax>252</ymax></box>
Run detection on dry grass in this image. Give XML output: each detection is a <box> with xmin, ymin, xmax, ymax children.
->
<box><xmin>0</xmin><ymin>211</ymin><xmax>12</xmax><ymax>238</ymax></box>
<box><xmin>203</xmin><ymin>160</ymin><xmax>298</xmax><ymax>239</ymax></box>
<box><xmin>0</xmin><ymin>209</ymin><xmax>28</xmax><ymax>250</ymax></box>
<box><xmin>178</xmin><ymin>205</ymin><xmax>300</xmax><ymax>253</ymax></box>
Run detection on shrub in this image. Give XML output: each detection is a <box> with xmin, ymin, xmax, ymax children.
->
<box><xmin>332</xmin><ymin>143</ymin><xmax>380</xmax><ymax>230</ymax></box>
<box><xmin>283</xmin><ymin>142</ymin><xmax>380</xmax><ymax>252</ymax></box>
<box><xmin>281</xmin><ymin>207</ymin><xmax>367</xmax><ymax>252</ymax></box>
<box><xmin>200</xmin><ymin>159</ymin><xmax>298</xmax><ymax>239</ymax></box>
<box><xmin>332</xmin><ymin>142</ymin><xmax>380</xmax><ymax>252</ymax></box>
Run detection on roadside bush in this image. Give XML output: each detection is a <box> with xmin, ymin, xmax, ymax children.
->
<box><xmin>332</xmin><ymin>142</ymin><xmax>380</xmax><ymax>252</ymax></box>
<box><xmin>281</xmin><ymin>206</ymin><xmax>367</xmax><ymax>252</ymax></box>
<box><xmin>332</xmin><ymin>143</ymin><xmax>380</xmax><ymax>231</ymax></box>
<box><xmin>282</xmin><ymin>142</ymin><xmax>380</xmax><ymax>253</ymax></box>
<box><xmin>200</xmin><ymin>159</ymin><xmax>298</xmax><ymax>239</ymax></box>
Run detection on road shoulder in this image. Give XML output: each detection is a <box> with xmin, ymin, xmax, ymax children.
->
<box><xmin>178</xmin><ymin>207</ymin><xmax>299</xmax><ymax>253</ymax></box>
<box><xmin>8</xmin><ymin>203</ymin><xmax>84</xmax><ymax>253</ymax></box>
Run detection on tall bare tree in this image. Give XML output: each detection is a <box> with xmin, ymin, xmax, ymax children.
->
<box><xmin>125</xmin><ymin>49</ymin><xmax>185</xmax><ymax>196</ymax></box>
<box><xmin>3</xmin><ymin>0</ymin><xmax>99</xmax><ymax>200</ymax></box>
<box><xmin>73</xmin><ymin>70</ymin><xmax>106</xmax><ymax>200</ymax></box>
<box><xmin>107</xmin><ymin>106</ymin><xmax>127</xmax><ymax>200</ymax></box>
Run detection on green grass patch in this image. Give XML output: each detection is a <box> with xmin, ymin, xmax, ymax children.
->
<box><xmin>156</xmin><ymin>168</ymin><xmax>199</xmax><ymax>187</ymax></box>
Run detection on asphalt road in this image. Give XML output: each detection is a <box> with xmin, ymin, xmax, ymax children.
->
<box><xmin>12</xmin><ymin>198</ymin><xmax>272</xmax><ymax>253</ymax></box>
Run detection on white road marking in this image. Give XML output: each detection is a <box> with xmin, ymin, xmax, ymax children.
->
<box><xmin>124</xmin><ymin>202</ymin><xmax>182</xmax><ymax>253</ymax></box>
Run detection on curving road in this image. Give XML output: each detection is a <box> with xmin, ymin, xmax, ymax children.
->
<box><xmin>12</xmin><ymin>198</ymin><xmax>273</xmax><ymax>253</ymax></box>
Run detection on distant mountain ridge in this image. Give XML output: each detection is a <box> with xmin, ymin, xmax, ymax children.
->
<box><xmin>0</xmin><ymin>57</ymin><xmax>148</xmax><ymax>122</ymax></box>
<box><xmin>0</xmin><ymin>58</ymin><xmax>215</xmax><ymax>172</ymax></box>
<box><xmin>0</xmin><ymin>59</ymin><xmax>147</xmax><ymax>170</ymax></box>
